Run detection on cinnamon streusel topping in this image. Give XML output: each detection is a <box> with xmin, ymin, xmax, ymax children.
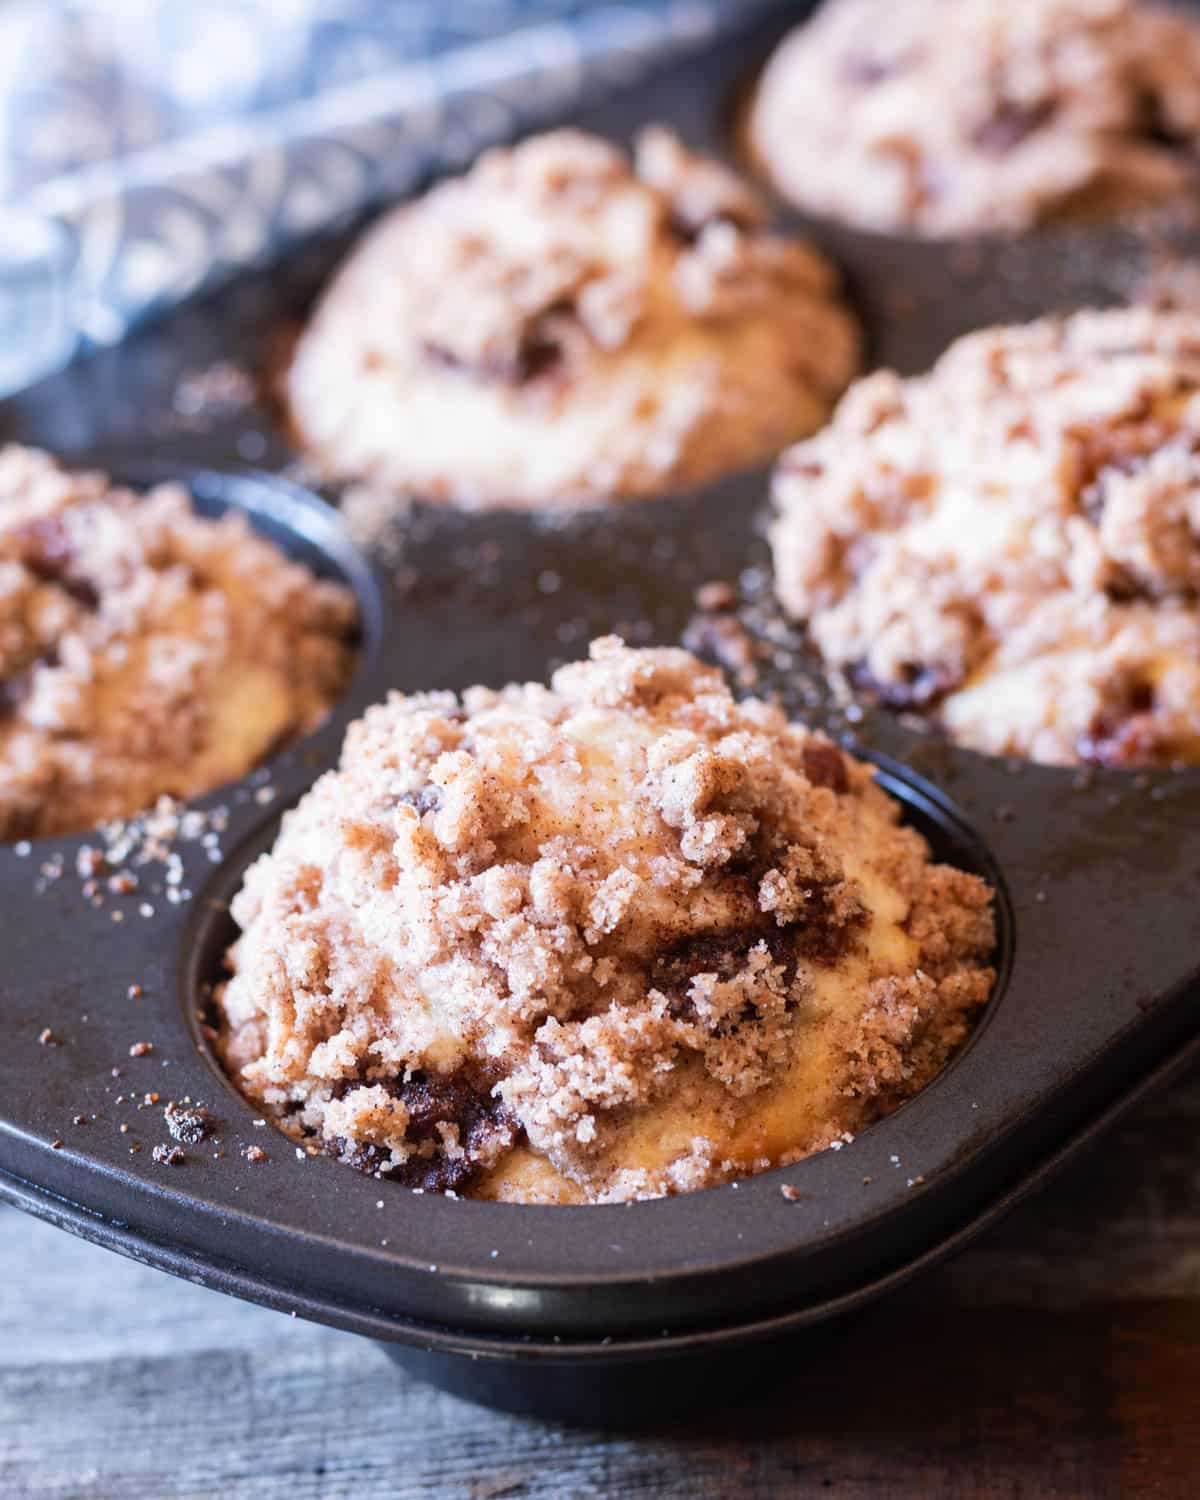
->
<box><xmin>215</xmin><ymin>638</ymin><xmax>994</xmax><ymax>1204</ymax></box>
<box><xmin>282</xmin><ymin>127</ymin><xmax>859</xmax><ymax>508</ymax></box>
<box><xmin>0</xmin><ymin>446</ymin><xmax>357</xmax><ymax>838</ymax></box>
<box><xmin>770</xmin><ymin>306</ymin><xmax>1200</xmax><ymax>767</ymax></box>
<box><xmin>746</xmin><ymin>0</ymin><xmax>1200</xmax><ymax>237</ymax></box>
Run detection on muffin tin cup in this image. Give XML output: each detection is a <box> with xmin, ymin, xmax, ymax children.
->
<box><xmin>4</xmin><ymin>6</ymin><xmax>1200</xmax><ymax>1425</ymax></box>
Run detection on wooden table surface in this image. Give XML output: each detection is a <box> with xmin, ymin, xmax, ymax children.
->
<box><xmin>3</xmin><ymin>1061</ymin><xmax>1200</xmax><ymax>1500</ymax></box>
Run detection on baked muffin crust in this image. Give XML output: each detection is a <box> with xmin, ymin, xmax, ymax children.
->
<box><xmin>770</xmin><ymin>306</ymin><xmax>1200</xmax><ymax>767</ymax></box>
<box><xmin>746</xmin><ymin>0</ymin><xmax>1200</xmax><ymax>237</ymax></box>
<box><xmin>0</xmin><ymin>446</ymin><xmax>358</xmax><ymax>839</ymax></box>
<box><xmin>282</xmin><ymin>127</ymin><xmax>859</xmax><ymax>508</ymax></box>
<box><xmin>215</xmin><ymin>638</ymin><xmax>994</xmax><ymax>1204</ymax></box>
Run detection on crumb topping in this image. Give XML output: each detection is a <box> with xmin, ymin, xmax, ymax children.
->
<box><xmin>0</xmin><ymin>445</ymin><xmax>358</xmax><ymax>839</ymax></box>
<box><xmin>215</xmin><ymin>638</ymin><xmax>994</xmax><ymax>1203</ymax></box>
<box><xmin>284</xmin><ymin>127</ymin><xmax>858</xmax><ymax>507</ymax></box>
<box><xmin>747</xmin><ymin>0</ymin><xmax>1200</xmax><ymax>236</ymax></box>
<box><xmin>770</xmin><ymin>306</ymin><xmax>1200</xmax><ymax>766</ymax></box>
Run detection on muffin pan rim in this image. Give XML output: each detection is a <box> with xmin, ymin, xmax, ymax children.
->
<box><xmin>3</xmin><ymin>990</ymin><xmax>1198</xmax><ymax>1360</ymax></box>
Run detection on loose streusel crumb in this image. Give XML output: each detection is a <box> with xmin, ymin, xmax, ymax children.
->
<box><xmin>746</xmin><ymin>0</ymin><xmax>1200</xmax><ymax>237</ymax></box>
<box><xmin>771</xmin><ymin>306</ymin><xmax>1200</xmax><ymax>767</ymax></box>
<box><xmin>0</xmin><ymin>445</ymin><xmax>358</xmax><ymax>839</ymax></box>
<box><xmin>282</xmin><ymin>127</ymin><xmax>859</xmax><ymax>509</ymax></box>
<box><xmin>215</xmin><ymin>638</ymin><xmax>994</xmax><ymax>1204</ymax></box>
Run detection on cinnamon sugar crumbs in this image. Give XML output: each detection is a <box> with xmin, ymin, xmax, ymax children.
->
<box><xmin>283</xmin><ymin>127</ymin><xmax>858</xmax><ymax>509</ymax></box>
<box><xmin>772</xmin><ymin>307</ymin><xmax>1200</xmax><ymax>766</ymax></box>
<box><xmin>215</xmin><ymin>638</ymin><xmax>995</xmax><ymax>1204</ymax></box>
<box><xmin>0</xmin><ymin>444</ymin><xmax>358</xmax><ymax>840</ymax></box>
<box><xmin>748</xmin><ymin>0</ymin><xmax>1200</xmax><ymax>237</ymax></box>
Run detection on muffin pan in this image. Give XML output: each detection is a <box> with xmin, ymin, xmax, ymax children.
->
<box><xmin>3</xmin><ymin>5</ymin><xmax>1200</xmax><ymax>1426</ymax></box>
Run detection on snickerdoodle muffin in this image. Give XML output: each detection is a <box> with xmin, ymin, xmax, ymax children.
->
<box><xmin>282</xmin><ymin>127</ymin><xmax>859</xmax><ymax>508</ymax></box>
<box><xmin>770</xmin><ymin>306</ymin><xmax>1200</xmax><ymax>767</ymax></box>
<box><xmin>746</xmin><ymin>0</ymin><xmax>1200</xmax><ymax>237</ymax></box>
<box><xmin>214</xmin><ymin>637</ymin><xmax>994</xmax><ymax>1204</ymax></box>
<box><xmin>0</xmin><ymin>446</ymin><xmax>358</xmax><ymax>839</ymax></box>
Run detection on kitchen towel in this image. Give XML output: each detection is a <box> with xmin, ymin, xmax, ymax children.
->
<box><xmin>0</xmin><ymin>0</ymin><xmax>775</xmax><ymax>383</ymax></box>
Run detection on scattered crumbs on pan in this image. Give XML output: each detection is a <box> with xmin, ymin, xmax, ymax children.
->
<box><xmin>779</xmin><ymin>1183</ymin><xmax>802</xmax><ymax>1202</ymax></box>
<box><xmin>694</xmin><ymin>579</ymin><xmax>736</xmax><ymax>612</ymax></box>
<box><xmin>242</xmin><ymin>1145</ymin><xmax>267</xmax><ymax>1164</ymax></box>
<box><xmin>340</xmin><ymin>483</ymin><xmax>414</xmax><ymax>560</ymax></box>
<box><xmin>171</xmin><ymin>360</ymin><xmax>256</xmax><ymax>424</ymax></box>
<box><xmin>128</xmin><ymin>1042</ymin><xmax>154</xmax><ymax>1058</ymax></box>
<box><xmin>682</xmin><ymin>578</ymin><xmax>764</xmax><ymax>688</ymax></box>
<box><xmin>164</xmin><ymin>1101</ymin><xmax>215</xmax><ymax>1145</ymax></box>
<box><xmin>50</xmin><ymin>1139</ymin><xmax>63</xmax><ymax>1151</ymax></box>
<box><xmin>151</xmin><ymin>1144</ymin><xmax>186</xmax><ymax>1166</ymax></box>
<box><xmin>34</xmin><ymin>796</ymin><xmax>229</xmax><ymax>914</ymax></box>
<box><xmin>37</xmin><ymin>1027</ymin><xmax>59</xmax><ymax>1046</ymax></box>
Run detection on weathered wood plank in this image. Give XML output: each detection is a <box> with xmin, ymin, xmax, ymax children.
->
<box><xmin>4</xmin><ymin>1294</ymin><xmax>1200</xmax><ymax>1499</ymax></box>
<box><xmin>0</xmin><ymin>1207</ymin><xmax>332</xmax><ymax>1367</ymax></box>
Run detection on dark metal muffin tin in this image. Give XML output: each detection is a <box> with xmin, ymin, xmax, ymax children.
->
<box><xmin>3</xmin><ymin>6</ymin><xmax>1200</xmax><ymax>1426</ymax></box>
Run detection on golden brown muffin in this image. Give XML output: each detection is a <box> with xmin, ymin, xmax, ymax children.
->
<box><xmin>770</xmin><ymin>306</ymin><xmax>1200</xmax><ymax>767</ymax></box>
<box><xmin>747</xmin><ymin>0</ymin><xmax>1200</xmax><ymax>237</ymax></box>
<box><xmin>283</xmin><ymin>127</ymin><xmax>859</xmax><ymax>508</ymax></box>
<box><xmin>215</xmin><ymin>638</ymin><xmax>994</xmax><ymax>1203</ymax></box>
<box><xmin>0</xmin><ymin>445</ymin><xmax>358</xmax><ymax>839</ymax></box>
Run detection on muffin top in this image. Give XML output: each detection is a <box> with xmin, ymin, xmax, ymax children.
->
<box><xmin>770</xmin><ymin>306</ymin><xmax>1200</xmax><ymax>767</ymax></box>
<box><xmin>0</xmin><ymin>446</ymin><xmax>357</xmax><ymax>839</ymax></box>
<box><xmin>283</xmin><ymin>127</ymin><xmax>859</xmax><ymax>508</ymax></box>
<box><xmin>747</xmin><ymin>0</ymin><xmax>1200</xmax><ymax>236</ymax></box>
<box><xmin>216</xmin><ymin>637</ymin><xmax>994</xmax><ymax>1204</ymax></box>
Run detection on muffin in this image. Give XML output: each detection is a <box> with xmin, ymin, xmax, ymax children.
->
<box><xmin>770</xmin><ymin>306</ymin><xmax>1200</xmax><ymax>767</ymax></box>
<box><xmin>0</xmin><ymin>446</ymin><xmax>358</xmax><ymax>839</ymax></box>
<box><xmin>214</xmin><ymin>637</ymin><xmax>995</xmax><ymax>1204</ymax></box>
<box><xmin>746</xmin><ymin>0</ymin><xmax>1200</xmax><ymax>237</ymax></box>
<box><xmin>282</xmin><ymin>127</ymin><xmax>859</xmax><ymax>508</ymax></box>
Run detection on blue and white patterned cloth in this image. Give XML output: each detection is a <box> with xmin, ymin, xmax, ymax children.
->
<box><xmin>0</xmin><ymin>0</ymin><xmax>774</xmax><ymax>377</ymax></box>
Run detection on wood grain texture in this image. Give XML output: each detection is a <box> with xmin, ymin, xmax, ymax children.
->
<box><xmin>4</xmin><ymin>1062</ymin><xmax>1200</xmax><ymax>1499</ymax></box>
